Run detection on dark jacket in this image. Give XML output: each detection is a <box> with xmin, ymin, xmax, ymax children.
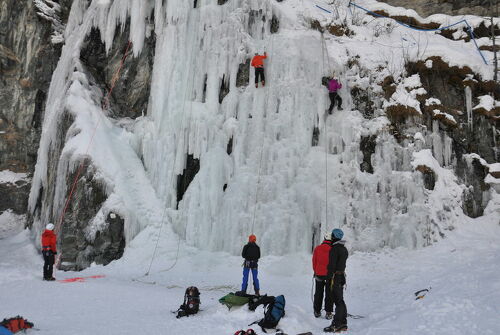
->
<box><xmin>242</xmin><ymin>242</ymin><xmax>260</xmax><ymax>261</ymax></box>
<box><xmin>312</xmin><ymin>239</ymin><xmax>332</xmax><ymax>276</ymax></box>
<box><xmin>327</xmin><ymin>239</ymin><xmax>348</xmax><ymax>278</ymax></box>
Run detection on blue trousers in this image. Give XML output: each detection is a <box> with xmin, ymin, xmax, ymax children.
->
<box><xmin>241</xmin><ymin>267</ymin><xmax>260</xmax><ymax>292</ymax></box>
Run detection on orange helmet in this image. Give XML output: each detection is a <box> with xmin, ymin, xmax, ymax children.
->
<box><xmin>248</xmin><ymin>234</ymin><xmax>257</xmax><ymax>243</ymax></box>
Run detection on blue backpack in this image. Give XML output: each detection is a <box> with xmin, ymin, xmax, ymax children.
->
<box><xmin>251</xmin><ymin>295</ymin><xmax>286</xmax><ymax>332</ymax></box>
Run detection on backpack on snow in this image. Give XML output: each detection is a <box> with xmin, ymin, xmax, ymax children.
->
<box><xmin>249</xmin><ymin>295</ymin><xmax>286</xmax><ymax>333</ymax></box>
<box><xmin>176</xmin><ymin>286</ymin><xmax>200</xmax><ymax>318</ymax></box>
<box><xmin>0</xmin><ymin>316</ymin><xmax>34</xmax><ymax>333</ymax></box>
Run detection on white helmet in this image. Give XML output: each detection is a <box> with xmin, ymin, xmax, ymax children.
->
<box><xmin>46</xmin><ymin>223</ymin><xmax>55</xmax><ymax>231</ymax></box>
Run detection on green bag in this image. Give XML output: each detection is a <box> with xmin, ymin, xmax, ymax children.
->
<box><xmin>219</xmin><ymin>293</ymin><xmax>250</xmax><ymax>309</ymax></box>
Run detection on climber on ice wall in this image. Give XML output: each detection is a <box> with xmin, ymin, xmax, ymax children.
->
<box><xmin>327</xmin><ymin>76</ymin><xmax>342</xmax><ymax>114</ymax></box>
<box><xmin>251</xmin><ymin>52</ymin><xmax>267</xmax><ymax>88</ymax></box>
<box><xmin>241</xmin><ymin>234</ymin><xmax>261</xmax><ymax>296</ymax></box>
<box><xmin>324</xmin><ymin>229</ymin><xmax>349</xmax><ymax>333</ymax></box>
<box><xmin>41</xmin><ymin>223</ymin><xmax>57</xmax><ymax>281</ymax></box>
<box><xmin>312</xmin><ymin>232</ymin><xmax>334</xmax><ymax>319</ymax></box>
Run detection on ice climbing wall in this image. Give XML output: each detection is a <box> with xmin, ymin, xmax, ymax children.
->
<box><xmin>29</xmin><ymin>0</ymin><xmax>496</xmax><ymax>262</ymax></box>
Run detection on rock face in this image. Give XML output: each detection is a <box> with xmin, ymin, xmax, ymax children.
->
<box><xmin>379</xmin><ymin>0</ymin><xmax>492</xmax><ymax>17</ymax></box>
<box><xmin>1</xmin><ymin>1</ymin><xmax>154</xmax><ymax>268</ymax></box>
<box><xmin>58</xmin><ymin>161</ymin><xmax>125</xmax><ymax>271</ymax></box>
<box><xmin>80</xmin><ymin>25</ymin><xmax>155</xmax><ymax>119</ymax></box>
<box><xmin>0</xmin><ymin>0</ymin><xmax>68</xmax><ymax>224</ymax></box>
<box><xmin>28</xmin><ymin>21</ymin><xmax>155</xmax><ymax>270</ymax></box>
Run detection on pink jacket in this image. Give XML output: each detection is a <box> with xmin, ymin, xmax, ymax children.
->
<box><xmin>328</xmin><ymin>79</ymin><xmax>342</xmax><ymax>92</ymax></box>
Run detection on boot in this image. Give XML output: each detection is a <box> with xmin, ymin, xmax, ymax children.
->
<box><xmin>254</xmin><ymin>290</ymin><xmax>260</xmax><ymax>296</ymax></box>
<box><xmin>262</xmin><ymin>81</ymin><xmax>265</xmax><ymax>87</ymax></box>
<box><xmin>255</xmin><ymin>83</ymin><xmax>258</xmax><ymax>88</ymax></box>
<box><xmin>324</xmin><ymin>324</ymin><xmax>348</xmax><ymax>333</ymax></box>
<box><xmin>314</xmin><ymin>311</ymin><xmax>321</xmax><ymax>318</ymax></box>
<box><xmin>326</xmin><ymin>312</ymin><xmax>333</xmax><ymax>320</ymax></box>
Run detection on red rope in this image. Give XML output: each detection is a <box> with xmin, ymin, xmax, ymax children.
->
<box><xmin>56</xmin><ymin>41</ymin><xmax>133</xmax><ymax>234</ymax></box>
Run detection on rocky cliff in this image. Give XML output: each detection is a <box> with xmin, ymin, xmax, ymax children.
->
<box><xmin>0</xmin><ymin>0</ymin><xmax>65</xmax><ymax>225</ymax></box>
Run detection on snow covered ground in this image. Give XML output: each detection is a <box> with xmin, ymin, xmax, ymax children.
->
<box><xmin>1</xmin><ymin>217</ymin><xmax>499</xmax><ymax>335</ymax></box>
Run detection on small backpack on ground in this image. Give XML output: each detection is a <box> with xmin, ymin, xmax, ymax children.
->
<box><xmin>0</xmin><ymin>316</ymin><xmax>34</xmax><ymax>333</ymax></box>
<box><xmin>250</xmin><ymin>295</ymin><xmax>286</xmax><ymax>333</ymax></box>
<box><xmin>176</xmin><ymin>286</ymin><xmax>200</xmax><ymax>318</ymax></box>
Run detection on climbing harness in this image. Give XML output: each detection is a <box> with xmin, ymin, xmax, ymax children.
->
<box><xmin>55</xmin><ymin>40</ymin><xmax>133</xmax><ymax>269</ymax></box>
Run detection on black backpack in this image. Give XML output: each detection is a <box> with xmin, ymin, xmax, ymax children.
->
<box><xmin>176</xmin><ymin>286</ymin><xmax>200</xmax><ymax>318</ymax></box>
<box><xmin>248</xmin><ymin>295</ymin><xmax>274</xmax><ymax>311</ymax></box>
<box><xmin>250</xmin><ymin>295</ymin><xmax>286</xmax><ymax>332</ymax></box>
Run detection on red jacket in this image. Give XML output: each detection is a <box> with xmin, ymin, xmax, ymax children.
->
<box><xmin>312</xmin><ymin>240</ymin><xmax>332</xmax><ymax>276</ymax></box>
<box><xmin>251</xmin><ymin>53</ymin><xmax>267</xmax><ymax>68</ymax></box>
<box><xmin>41</xmin><ymin>229</ymin><xmax>57</xmax><ymax>253</ymax></box>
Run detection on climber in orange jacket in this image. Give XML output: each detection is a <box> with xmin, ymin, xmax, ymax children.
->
<box><xmin>251</xmin><ymin>52</ymin><xmax>267</xmax><ymax>88</ymax></box>
<box><xmin>41</xmin><ymin>223</ymin><xmax>57</xmax><ymax>281</ymax></box>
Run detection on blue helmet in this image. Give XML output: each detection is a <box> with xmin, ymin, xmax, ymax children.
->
<box><xmin>331</xmin><ymin>228</ymin><xmax>344</xmax><ymax>240</ymax></box>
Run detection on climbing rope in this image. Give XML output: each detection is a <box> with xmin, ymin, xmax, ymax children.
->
<box><xmin>320</xmin><ymin>32</ymin><xmax>331</xmax><ymax>231</ymax></box>
<box><xmin>250</xmin><ymin>34</ymin><xmax>275</xmax><ymax>235</ymax></box>
<box><xmin>142</xmin><ymin>8</ymin><xmax>202</xmax><ymax>278</ymax></box>
<box><xmin>55</xmin><ymin>41</ymin><xmax>133</xmax><ymax>268</ymax></box>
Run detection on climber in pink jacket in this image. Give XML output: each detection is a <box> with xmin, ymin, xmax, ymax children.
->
<box><xmin>327</xmin><ymin>78</ymin><xmax>342</xmax><ymax>114</ymax></box>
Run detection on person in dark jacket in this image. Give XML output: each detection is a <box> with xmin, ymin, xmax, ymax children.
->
<box><xmin>41</xmin><ymin>223</ymin><xmax>57</xmax><ymax>281</ymax></box>
<box><xmin>312</xmin><ymin>233</ymin><xmax>333</xmax><ymax>319</ymax></box>
<box><xmin>324</xmin><ymin>229</ymin><xmax>348</xmax><ymax>333</ymax></box>
<box><xmin>241</xmin><ymin>234</ymin><xmax>261</xmax><ymax>296</ymax></box>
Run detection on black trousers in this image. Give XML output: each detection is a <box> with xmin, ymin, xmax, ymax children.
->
<box><xmin>331</xmin><ymin>274</ymin><xmax>347</xmax><ymax>326</ymax></box>
<box><xmin>328</xmin><ymin>92</ymin><xmax>342</xmax><ymax>112</ymax></box>
<box><xmin>314</xmin><ymin>275</ymin><xmax>333</xmax><ymax>313</ymax></box>
<box><xmin>255</xmin><ymin>67</ymin><xmax>265</xmax><ymax>84</ymax></box>
<box><xmin>43</xmin><ymin>252</ymin><xmax>55</xmax><ymax>279</ymax></box>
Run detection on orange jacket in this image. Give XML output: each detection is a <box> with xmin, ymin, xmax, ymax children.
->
<box><xmin>251</xmin><ymin>53</ymin><xmax>267</xmax><ymax>68</ymax></box>
<box><xmin>41</xmin><ymin>229</ymin><xmax>57</xmax><ymax>253</ymax></box>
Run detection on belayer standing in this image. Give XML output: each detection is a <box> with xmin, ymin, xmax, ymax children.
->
<box><xmin>41</xmin><ymin>223</ymin><xmax>57</xmax><ymax>281</ymax></box>
<box><xmin>251</xmin><ymin>52</ymin><xmax>267</xmax><ymax>88</ymax></box>
<box><xmin>324</xmin><ymin>229</ymin><xmax>348</xmax><ymax>333</ymax></box>
<box><xmin>327</xmin><ymin>76</ymin><xmax>342</xmax><ymax>114</ymax></box>
<box><xmin>312</xmin><ymin>232</ymin><xmax>333</xmax><ymax>319</ymax></box>
<box><xmin>241</xmin><ymin>234</ymin><xmax>261</xmax><ymax>296</ymax></box>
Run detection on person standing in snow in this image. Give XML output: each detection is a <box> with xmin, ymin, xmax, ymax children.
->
<box><xmin>327</xmin><ymin>76</ymin><xmax>342</xmax><ymax>114</ymax></box>
<box><xmin>41</xmin><ymin>223</ymin><xmax>57</xmax><ymax>281</ymax></box>
<box><xmin>241</xmin><ymin>234</ymin><xmax>261</xmax><ymax>296</ymax></box>
<box><xmin>324</xmin><ymin>229</ymin><xmax>348</xmax><ymax>333</ymax></box>
<box><xmin>251</xmin><ymin>52</ymin><xmax>267</xmax><ymax>88</ymax></box>
<box><xmin>312</xmin><ymin>233</ymin><xmax>334</xmax><ymax>319</ymax></box>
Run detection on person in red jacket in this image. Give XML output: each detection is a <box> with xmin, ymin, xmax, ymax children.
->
<box><xmin>251</xmin><ymin>52</ymin><xmax>267</xmax><ymax>88</ymax></box>
<box><xmin>41</xmin><ymin>223</ymin><xmax>57</xmax><ymax>281</ymax></box>
<box><xmin>312</xmin><ymin>232</ymin><xmax>333</xmax><ymax>319</ymax></box>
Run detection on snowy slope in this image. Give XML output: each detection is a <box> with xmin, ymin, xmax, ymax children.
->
<box><xmin>1</xmin><ymin>217</ymin><xmax>499</xmax><ymax>334</ymax></box>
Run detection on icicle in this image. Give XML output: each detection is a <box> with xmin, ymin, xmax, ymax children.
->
<box><xmin>465</xmin><ymin>86</ymin><xmax>472</xmax><ymax>130</ymax></box>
